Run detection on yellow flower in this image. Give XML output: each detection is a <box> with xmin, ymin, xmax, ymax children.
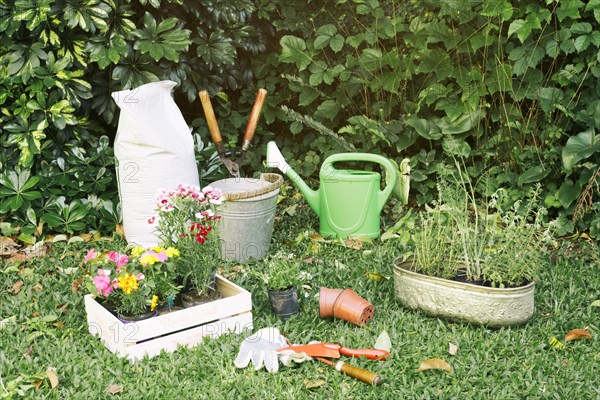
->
<box><xmin>140</xmin><ymin>252</ymin><xmax>159</xmax><ymax>266</ymax></box>
<box><xmin>117</xmin><ymin>274</ymin><xmax>139</xmax><ymax>294</ymax></box>
<box><xmin>151</xmin><ymin>246</ymin><xmax>165</xmax><ymax>253</ymax></box>
<box><xmin>130</xmin><ymin>246</ymin><xmax>146</xmax><ymax>257</ymax></box>
<box><xmin>150</xmin><ymin>295</ymin><xmax>159</xmax><ymax>311</ymax></box>
<box><xmin>164</xmin><ymin>247</ymin><xmax>180</xmax><ymax>257</ymax></box>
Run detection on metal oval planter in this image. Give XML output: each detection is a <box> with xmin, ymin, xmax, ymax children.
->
<box><xmin>393</xmin><ymin>258</ymin><xmax>535</xmax><ymax>327</ymax></box>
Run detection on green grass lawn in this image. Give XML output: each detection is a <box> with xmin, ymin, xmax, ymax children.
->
<box><xmin>1</xmin><ymin>196</ymin><xmax>599</xmax><ymax>399</ymax></box>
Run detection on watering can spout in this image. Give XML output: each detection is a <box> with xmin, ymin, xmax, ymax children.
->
<box><xmin>266</xmin><ymin>141</ymin><xmax>320</xmax><ymax>214</ymax></box>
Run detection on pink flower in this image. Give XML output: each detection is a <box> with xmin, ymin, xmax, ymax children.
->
<box><xmin>156</xmin><ymin>195</ymin><xmax>171</xmax><ymax>207</ymax></box>
<box><xmin>195</xmin><ymin>210</ymin><xmax>214</xmax><ymax>219</ymax></box>
<box><xmin>93</xmin><ymin>269</ymin><xmax>113</xmax><ymax>297</ymax></box>
<box><xmin>161</xmin><ymin>204</ymin><xmax>174</xmax><ymax>212</ymax></box>
<box><xmin>136</xmin><ymin>273</ymin><xmax>145</xmax><ymax>280</ymax></box>
<box><xmin>148</xmin><ymin>215</ymin><xmax>160</xmax><ymax>226</ymax></box>
<box><xmin>83</xmin><ymin>249</ymin><xmax>98</xmax><ymax>263</ymax></box>
<box><xmin>107</xmin><ymin>251</ymin><xmax>129</xmax><ymax>272</ymax></box>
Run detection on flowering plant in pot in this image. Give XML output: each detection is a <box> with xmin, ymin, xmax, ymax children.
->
<box><xmin>393</xmin><ymin>159</ymin><xmax>556</xmax><ymax>326</ymax></box>
<box><xmin>149</xmin><ymin>183</ymin><xmax>225</xmax><ymax>307</ymax></box>
<box><xmin>85</xmin><ymin>246</ymin><xmax>181</xmax><ymax>320</ymax></box>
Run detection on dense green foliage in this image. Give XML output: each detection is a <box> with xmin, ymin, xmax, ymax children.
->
<box><xmin>1</xmin><ymin>0</ymin><xmax>599</xmax><ymax>237</ymax></box>
<box><xmin>0</xmin><ymin>0</ymin><xmax>271</xmax><ymax>239</ymax></box>
<box><xmin>261</xmin><ymin>0</ymin><xmax>600</xmax><ymax>236</ymax></box>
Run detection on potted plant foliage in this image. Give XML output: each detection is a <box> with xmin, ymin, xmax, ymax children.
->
<box><xmin>149</xmin><ymin>183</ymin><xmax>225</xmax><ymax>307</ymax></box>
<box><xmin>393</xmin><ymin>161</ymin><xmax>555</xmax><ymax>327</ymax></box>
<box><xmin>255</xmin><ymin>255</ymin><xmax>302</xmax><ymax>319</ymax></box>
<box><xmin>85</xmin><ymin>247</ymin><xmax>181</xmax><ymax>321</ymax></box>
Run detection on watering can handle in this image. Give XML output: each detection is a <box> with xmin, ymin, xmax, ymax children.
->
<box><xmin>321</xmin><ymin>153</ymin><xmax>398</xmax><ymax>213</ymax></box>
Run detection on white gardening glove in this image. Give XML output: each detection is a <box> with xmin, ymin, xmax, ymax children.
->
<box><xmin>234</xmin><ymin>327</ymin><xmax>288</xmax><ymax>373</ymax></box>
<box><xmin>233</xmin><ymin>327</ymin><xmax>312</xmax><ymax>373</ymax></box>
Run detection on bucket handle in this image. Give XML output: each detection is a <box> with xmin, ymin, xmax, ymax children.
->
<box><xmin>223</xmin><ymin>173</ymin><xmax>283</xmax><ymax>201</ymax></box>
<box><xmin>321</xmin><ymin>153</ymin><xmax>398</xmax><ymax>213</ymax></box>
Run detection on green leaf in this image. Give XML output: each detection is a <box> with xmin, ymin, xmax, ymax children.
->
<box><xmin>538</xmin><ymin>87</ymin><xmax>565</xmax><ymax>113</ymax></box>
<box><xmin>571</xmin><ymin>22</ymin><xmax>593</xmax><ymax>35</ymax></box>
<box><xmin>279</xmin><ymin>36</ymin><xmax>311</xmax><ymax>71</ymax></box>
<box><xmin>574</xmin><ymin>35</ymin><xmax>591</xmax><ymax>52</ymax></box>
<box><xmin>359</xmin><ymin>48</ymin><xmax>383</xmax><ymax>72</ymax></box>
<box><xmin>482</xmin><ymin>0</ymin><xmax>514</xmax><ymax>20</ymax></box>
<box><xmin>439</xmin><ymin>110</ymin><xmax>484</xmax><ymax>135</ymax></box>
<box><xmin>314</xmin><ymin>100</ymin><xmax>340</xmax><ymax>120</ymax></box>
<box><xmin>518</xmin><ymin>166</ymin><xmax>550</xmax><ymax>186</ymax></box>
<box><xmin>562</xmin><ymin>129</ymin><xmax>600</xmax><ymax>170</ymax></box>
<box><xmin>442</xmin><ymin>137</ymin><xmax>471</xmax><ymax>157</ymax></box>
<box><xmin>508</xmin><ymin>14</ymin><xmax>541</xmax><ymax>43</ymax></box>
<box><xmin>406</xmin><ymin>116</ymin><xmax>442</xmax><ymax>140</ymax></box>
<box><xmin>330</xmin><ymin>34</ymin><xmax>345</xmax><ymax>53</ymax></box>
<box><xmin>557</xmin><ymin>0</ymin><xmax>585</xmax><ymax>22</ymax></box>
<box><xmin>558</xmin><ymin>180</ymin><xmax>579</xmax><ymax>208</ymax></box>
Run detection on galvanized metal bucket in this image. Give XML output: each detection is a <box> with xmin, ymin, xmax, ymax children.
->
<box><xmin>209</xmin><ymin>174</ymin><xmax>282</xmax><ymax>262</ymax></box>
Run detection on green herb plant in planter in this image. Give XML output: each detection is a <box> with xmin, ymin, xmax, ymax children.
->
<box><xmin>256</xmin><ymin>255</ymin><xmax>303</xmax><ymax>320</ymax></box>
<box><xmin>150</xmin><ymin>183</ymin><xmax>225</xmax><ymax>307</ymax></box>
<box><xmin>394</xmin><ymin>160</ymin><xmax>555</xmax><ymax>327</ymax></box>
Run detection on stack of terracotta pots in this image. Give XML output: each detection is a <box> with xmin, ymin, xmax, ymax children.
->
<box><xmin>319</xmin><ymin>287</ymin><xmax>374</xmax><ymax>326</ymax></box>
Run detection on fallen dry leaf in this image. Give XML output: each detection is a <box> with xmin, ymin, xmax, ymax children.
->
<box><xmin>34</xmin><ymin>380</ymin><xmax>43</xmax><ymax>389</ymax></box>
<box><xmin>344</xmin><ymin>237</ymin><xmax>363</xmax><ymax>250</ymax></box>
<box><xmin>78</xmin><ymin>233</ymin><xmax>93</xmax><ymax>242</ymax></box>
<box><xmin>107</xmin><ymin>384</ymin><xmax>124</xmax><ymax>395</ymax></box>
<box><xmin>374</xmin><ymin>331</ymin><xmax>392</xmax><ymax>353</ymax></box>
<box><xmin>12</xmin><ymin>280</ymin><xmax>24</xmax><ymax>294</ymax></box>
<box><xmin>71</xmin><ymin>277</ymin><xmax>84</xmax><ymax>293</ymax></box>
<box><xmin>565</xmin><ymin>329</ymin><xmax>592</xmax><ymax>342</ymax></box>
<box><xmin>0</xmin><ymin>236</ymin><xmax>19</xmax><ymax>255</ymax></box>
<box><xmin>115</xmin><ymin>224</ymin><xmax>126</xmax><ymax>238</ymax></box>
<box><xmin>304</xmin><ymin>379</ymin><xmax>326</xmax><ymax>389</ymax></box>
<box><xmin>23</xmin><ymin>347</ymin><xmax>33</xmax><ymax>357</ymax></box>
<box><xmin>32</xmin><ymin>283</ymin><xmax>43</xmax><ymax>292</ymax></box>
<box><xmin>53</xmin><ymin>322</ymin><xmax>64</xmax><ymax>329</ymax></box>
<box><xmin>46</xmin><ymin>368</ymin><xmax>59</xmax><ymax>389</ymax></box>
<box><xmin>448</xmin><ymin>343</ymin><xmax>458</xmax><ymax>356</ymax></box>
<box><xmin>8</xmin><ymin>253</ymin><xmax>28</xmax><ymax>263</ymax></box>
<box><xmin>364</xmin><ymin>271</ymin><xmax>388</xmax><ymax>282</ymax></box>
<box><xmin>416</xmin><ymin>358</ymin><xmax>452</xmax><ymax>373</ymax></box>
<box><xmin>309</xmin><ymin>233</ymin><xmax>325</xmax><ymax>241</ymax></box>
<box><xmin>548</xmin><ymin>336</ymin><xmax>565</xmax><ymax>350</ymax></box>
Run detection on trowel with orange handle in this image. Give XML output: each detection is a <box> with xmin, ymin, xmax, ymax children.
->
<box><xmin>276</xmin><ymin>341</ymin><xmax>390</xmax><ymax>385</ymax></box>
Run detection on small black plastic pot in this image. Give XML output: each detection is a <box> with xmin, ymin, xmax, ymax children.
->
<box><xmin>267</xmin><ymin>286</ymin><xmax>299</xmax><ymax>320</ymax></box>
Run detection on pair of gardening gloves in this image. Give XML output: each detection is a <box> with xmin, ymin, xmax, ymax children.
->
<box><xmin>234</xmin><ymin>327</ymin><xmax>312</xmax><ymax>373</ymax></box>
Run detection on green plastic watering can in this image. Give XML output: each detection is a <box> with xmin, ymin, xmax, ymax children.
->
<box><xmin>266</xmin><ymin>141</ymin><xmax>408</xmax><ymax>239</ymax></box>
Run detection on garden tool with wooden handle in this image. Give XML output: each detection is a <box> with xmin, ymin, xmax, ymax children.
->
<box><xmin>198</xmin><ymin>89</ymin><xmax>268</xmax><ymax>178</ymax></box>
<box><xmin>276</xmin><ymin>342</ymin><xmax>389</xmax><ymax>385</ymax></box>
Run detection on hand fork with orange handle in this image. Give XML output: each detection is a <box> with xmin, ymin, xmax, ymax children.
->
<box><xmin>276</xmin><ymin>342</ymin><xmax>390</xmax><ymax>385</ymax></box>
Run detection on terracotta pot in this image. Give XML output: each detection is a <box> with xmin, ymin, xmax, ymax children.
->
<box><xmin>319</xmin><ymin>287</ymin><xmax>344</xmax><ymax>318</ymax></box>
<box><xmin>332</xmin><ymin>289</ymin><xmax>374</xmax><ymax>326</ymax></box>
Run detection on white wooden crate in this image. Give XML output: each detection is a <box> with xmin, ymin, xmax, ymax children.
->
<box><xmin>84</xmin><ymin>274</ymin><xmax>252</xmax><ymax>361</ymax></box>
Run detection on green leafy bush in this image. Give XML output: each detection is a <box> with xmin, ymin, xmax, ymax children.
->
<box><xmin>257</xmin><ymin>0</ymin><xmax>599</xmax><ymax>236</ymax></box>
<box><xmin>0</xmin><ymin>0</ymin><xmax>270</xmax><ymax>236</ymax></box>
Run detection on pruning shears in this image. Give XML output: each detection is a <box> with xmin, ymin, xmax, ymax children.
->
<box><xmin>198</xmin><ymin>89</ymin><xmax>267</xmax><ymax>178</ymax></box>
